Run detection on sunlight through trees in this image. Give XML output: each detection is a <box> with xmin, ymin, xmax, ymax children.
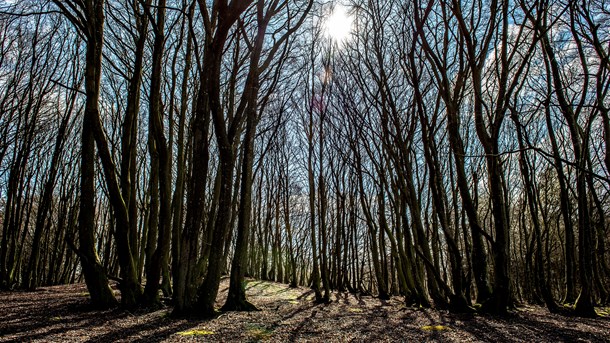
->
<box><xmin>0</xmin><ymin>0</ymin><xmax>608</xmax><ymax>320</ymax></box>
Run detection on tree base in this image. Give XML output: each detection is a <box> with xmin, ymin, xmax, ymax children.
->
<box><xmin>221</xmin><ymin>299</ymin><xmax>260</xmax><ymax>312</ymax></box>
<box><xmin>314</xmin><ymin>297</ymin><xmax>332</xmax><ymax>305</ymax></box>
<box><xmin>448</xmin><ymin>295</ymin><xmax>476</xmax><ymax>314</ymax></box>
<box><xmin>312</xmin><ymin>289</ymin><xmax>324</xmax><ymax>303</ymax></box>
<box><xmin>119</xmin><ymin>281</ymin><xmax>143</xmax><ymax>311</ymax></box>
<box><xmin>477</xmin><ymin>293</ymin><xmax>513</xmax><ymax>316</ymax></box>
<box><xmin>378</xmin><ymin>293</ymin><xmax>391</xmax><ymax>301</ymax></box>
<box><xmin>141</xmin><ymin>297</ymin><xmax>164</xmax><ymax>310</ymax></box>
<box><xmin>404</xmin><ymin>294</ymin><xmax>431</xmax><ymax>308</ymax></box>
<box><xmin>573</xmin><ymin>299</ymin><xmax>598</xmax><ymax>318</ymax></box>
<box><xmin>565</xmin><ymin>289</ymin><xmax>597</xmax><ymax>318</ymax></box>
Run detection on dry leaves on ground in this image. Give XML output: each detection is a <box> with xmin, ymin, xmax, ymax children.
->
<box><xmin>1</xmin><ymin>279</ymin><xmax>609</xmax><ymax>342</ymax></box>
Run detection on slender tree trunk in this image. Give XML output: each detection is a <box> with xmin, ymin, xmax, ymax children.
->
<box><xmin>143</xmin><ymin>0</ymin><xmax>171</xmax><ymax>307</ymax></box>
<box><xmin>539</xmin><ymin>24</ymin><xmax>596</xmax><ymax>317</ymax></box>
<box><xmin>24</xmin><ymin>94</ymin><xmax>74</xmax><ymax>289</ymax></box>
<box><xmin>75</xmin><ymin>0</ymin><xmax>117</xmax><ymax>308</ymax></box>
<box><xmin>223</xmin><ymin>14</ymin><xmax>268</xmax><ymax>307</ymax></box>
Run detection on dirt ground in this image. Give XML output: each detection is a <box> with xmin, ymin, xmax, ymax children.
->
<box><xmin>1</xmin><ymin>279</ymin><xmax>609</xmax><ymax>342</ymax></box>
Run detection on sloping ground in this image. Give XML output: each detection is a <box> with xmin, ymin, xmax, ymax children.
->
<box><xmin>0</xmin><ymin>279</ymin><xmax>608</xmax><ymax>342</ymax></box>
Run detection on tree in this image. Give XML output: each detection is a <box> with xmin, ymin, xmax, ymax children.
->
<box><xmin>51</xmin><ymin>0</ymin><xmax>119</xmax><ymax>309</ymax></box>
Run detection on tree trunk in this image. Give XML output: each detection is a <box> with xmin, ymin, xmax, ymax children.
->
<box><xmin>76</xmin><ymin>0</ymin><xmax>117</xmax><ymax>308</ymax></box>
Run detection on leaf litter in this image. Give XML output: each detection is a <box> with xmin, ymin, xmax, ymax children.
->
<box><xmin>1</xmin><ymin>279</ymin><xmax>609</xmax><ymax>342</ymax></box>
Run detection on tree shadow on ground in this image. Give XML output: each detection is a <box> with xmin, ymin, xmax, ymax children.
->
<box><xmin>84</xmin><ymin>315</ymin><xmax>202</xmax><ymax>343</ymax></box>
<box><xmin>2</xmin><ymin>281</ymin><xmax>609</xmax><ymax>342</ymax></box>
<box><xmin>451</xmin><ymin>311</ymin><xmax>609</xmax><ymax>342</ymax></box>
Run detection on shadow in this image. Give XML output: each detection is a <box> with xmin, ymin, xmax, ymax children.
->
<box><xmin>455</xmin><ymin>311</ymin><xmax>610</xmax><ymax>342</ymax></box>
<box><xmin>245</xmin><ymin>280</ymin><xmax>267</xmax><ymax>291</ymax></box>
<box><xmin>277</xmin><ymin>300</ymin><xmax>318</xmax><ymax>322</ymax></box>
<box><xmin>85</xmin><ymin>316</ymin><xmax>202</xmax><ymax>343</ymax></box>
<box><xmin>129</xmin><ymin>321</ymin><xmax>202</xmax><ymax>343</ymax></box>
<box><xmin>0</xmin><ymin>293</ymin><xmax>117</xmax><ymax>338</ymax></box>
<box><xmin>333</xmin><ymin>292</ymin><xmax>351</xmax><ymax>305</ymax></box>
<box><xmin>287</xmin><ymin>306</ymin><xmax>319</xmax><ymax>342</ymax></box>
<box><xmin>296</xmin><ymin>289</ymin><xmax>314</xmax><ymax>300</ymax></box>
<box><xmin>2</xmin><ymin>282</ymin><xmax>609</xmax><ymax>342</ymax></box>
<box><xmin>357</xmin><ymin>294</ymin><xmax>366</xmax><ymax>307</ymax></box>
<box><xmin>0</xmin><ymin>301</ymin><xmax>132</xmax><ymax>341</ymax></box>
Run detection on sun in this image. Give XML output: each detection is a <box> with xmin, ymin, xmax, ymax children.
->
<box><xmin>324</xmin><ymin>4</ymin><xmax>353</xmax><ymax>43</ymax></box>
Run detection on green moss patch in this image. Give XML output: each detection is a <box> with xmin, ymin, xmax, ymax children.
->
<box><xmin>595</xmin><ymin>308</ymin><xmax>609</xmax><ymax>317</ymax></box>
<box><xmin>246</xmin><ymin>324</ymin><xmax>274</xmax><ymax>341</ymax></box>
<box><xmin>421</xmin><ymin>325</ymin><xmax>449</xmax><ymax>331</ymax></box>
<box><xmin>176</xmin><ymin>329</ymin><xmax>215</xmax><ymax>336</ymax></box>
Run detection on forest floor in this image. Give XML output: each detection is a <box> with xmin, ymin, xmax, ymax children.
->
<box><xmin>1</xmin><ymin>279</ymin><xmax>609</xmax><ymax>342</ymax></box>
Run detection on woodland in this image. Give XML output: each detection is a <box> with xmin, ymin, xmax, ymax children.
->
<box><xmin>0</xmin><ymin>0</ymin><xmax>609</xmax><ymax>339</ymax></box>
